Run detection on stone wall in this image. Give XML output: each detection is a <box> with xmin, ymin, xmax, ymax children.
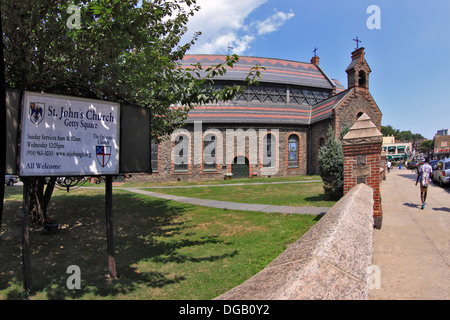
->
<box><xmin>131</xmin><ymin>123</ymin><xmax>308</xmax><ymax>183</ymax></box>
<box><xmin>334</xmin><ymin>90</ymin><xmax>382</xmax><ymax>136</ymax></box>
<box><xmin>308</xmin><ymin>118</ymin><xmax>333</xmax><ymax>175</ymax></box>
<box><xmin>215</xmin><ymin>183</ymin><xmax>374</xmax><ymax>300</ymax></box>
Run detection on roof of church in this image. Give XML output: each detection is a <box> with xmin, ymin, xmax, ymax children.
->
<box><xmin>184</xmin><ymin>101</ymin><xmax>313</xmax><ymax>125</ymax></box>
<box><xmin>310</xmin><ymin>90</ymin><xmax>351</xmax><ymax>123</ymax></box>
<box><xmin>181</xmin><ymin>55</ymin><xmax>338</xmax><ymax>90</ymax></box>
<box><xmin>179</xmin><ymin>54</ymin><xmax>348</xmax><ymax>125</ymax></box>
<box><xmin>183</xmin><ymin>89</ymin><xmax>351</xmax><ymax>125</ymax></box>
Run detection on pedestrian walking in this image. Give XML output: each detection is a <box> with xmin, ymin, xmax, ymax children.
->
<box><xmin>415</xmin><ymin>158</ymin><xmax>433</xmax><ymax>209</ymax></box>
<box><xmin>386</xmin><ymin>160</ymin><xmax>392</xmax><ymax>173</ymax></box>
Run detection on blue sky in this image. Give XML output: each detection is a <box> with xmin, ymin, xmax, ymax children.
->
<box><xmin>182</xmin><ymin>0</ymin><xmax>450</xmax><ymax>140</ymax></box>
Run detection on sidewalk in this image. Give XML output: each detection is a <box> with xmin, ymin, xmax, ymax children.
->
<box><xmin>123</xmin><ymin>187</ymin><xmax>330</xmax><ymax>216</ymax></box>
<box><xmin>370</xmin><ymin>168</ymin><xmax>450</xmax><ymax>300</ymax></box>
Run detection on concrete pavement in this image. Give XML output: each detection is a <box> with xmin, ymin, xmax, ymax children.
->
<box><xmin>370</xmin><ymin>168</ymin><xmax>450</xmax><ymax>300</ymax></box>
<box><xmin>124</xmin><ymin>187</ymin><xmax>330</xmax><ymax>216</ymax></box>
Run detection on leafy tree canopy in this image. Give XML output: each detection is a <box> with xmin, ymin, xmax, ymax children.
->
<box><xmin>2</xmin><ymin>0</ymin><xmax>262</xmax><ymax>224</ymax></box>
<box><xmin>2</xmin><ymin>0</ymin><xmax>262</xmax><ymax>139</ymax></box>
<box><xmin>417</xmin><ymin>140</ymin><xmax>433</xmax><ymax>153</ymax></box>
<box><xmin>381</xmin><ymin>125</ymin><xmax>425</xmax><ymax>143</ymax></box>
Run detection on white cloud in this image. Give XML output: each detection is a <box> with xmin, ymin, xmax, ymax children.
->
<box><xmin>253</xmin><ymin>9</ymin><xmax>295</xmax><ymax>35</ymax></box>
<box><xmin>181</xmin><ymin>0</ymin><xmax>294</xmax><ymax>55</ymax></box>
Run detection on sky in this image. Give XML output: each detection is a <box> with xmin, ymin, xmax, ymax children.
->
<box><xmin>180</xmin><ymin>0</ymin><xmax>450</xmax><ymax>140</ymax></box>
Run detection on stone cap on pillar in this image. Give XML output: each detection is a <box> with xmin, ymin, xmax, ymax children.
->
<box><xmin>342</xmin><ymin>113</ymin><xmax>382</xmax><ymax>145</ymax></box>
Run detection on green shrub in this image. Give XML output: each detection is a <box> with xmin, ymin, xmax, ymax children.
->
<box><xmin>318</xmin><ymin>126</ymin><xmax>344</xmax><ymax>200</ymax></box>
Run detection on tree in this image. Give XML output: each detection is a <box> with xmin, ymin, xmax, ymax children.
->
<box><xmin>318</xmin><ymin>126</ymin><xmax>344</xmax><ymax>201</ymax></box>
<box><xmin>381</xmin><ymin>125</ymin><xmax>399</xmax><ymax>137</ymax></box>
<box><xmin>381</xmin><ymin>125</ymin><xmax>425</xmax><ymax>144</ymax></box>
<box><xmin>2</xmin><ymin>0</ymin><xmax>262</xmax><ymax>223</ymax></box>
<box><xmin>397</xmin><ymin>130</ymin><xmax>413</xmax><ymax>142</ymax></box>
<box><xmin>417</xmin><ymin>140</ymin><xmax>433</xmax><ymax>154</ymax></box>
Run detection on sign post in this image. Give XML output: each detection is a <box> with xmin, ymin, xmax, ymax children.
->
<box><xmin>105</xmin><ymin>175</ymin><xmax>117</xmax><ymax>279</ymax></box>
<box><xmin>12</xmin><ymin>91</ymin><xmax>152</xmax><ymax>292</ymax></box>
<box><xmin>19</xmin><ymin>92</ymin><xmax>123</xmax><ymax>289</ymax></box>
<box><xmin>21</xmin><ymin>177</ymin><xmax>33</xmax><ymax>293</ymax></box>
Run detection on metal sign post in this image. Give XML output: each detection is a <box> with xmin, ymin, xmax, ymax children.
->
<box><xmin>105</xmin><ymin>175</ymin><xmax>117</xmax><ymax>280</ymax></box>
<box><xmin>21</xmin><ymin>177</ymin><xmax>33</xmax><ymax>293</ymax></box>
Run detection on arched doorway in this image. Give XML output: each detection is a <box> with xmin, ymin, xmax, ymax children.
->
<box><xmin>231</xmin><ymin>156</ymin><xmax>249</xmax><ymax>179</ymax></box>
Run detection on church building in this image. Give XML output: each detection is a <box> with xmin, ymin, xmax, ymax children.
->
<box><xmin>144</xmin><ymin>47</ymin><xmax>382</xmax><ymax>182</ymax></box>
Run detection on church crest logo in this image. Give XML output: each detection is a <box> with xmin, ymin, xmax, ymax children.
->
<box><xmin>29</xmin><ymin>102</ymin><xmax>45</xmax><ymax>125</ymax></box>
<box><xmin>96</xmin><ymin>145</ymin><xmax>111</xmax><ymax>168</ymax></box>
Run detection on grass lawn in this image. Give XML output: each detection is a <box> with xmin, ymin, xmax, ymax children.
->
<box><xmin>141</xmin><ymin>179</ymin><xmax>334</xmax><ymax>208</ymax></box>
<box><xmin>0</xmin><ymin>180</ymin><xmax>325</xmax><ymax>300</ymax></box>
<box><xmin>118</xmin><ymin>174</ymin><xmax>322</xmax><ymax>188</ymax></box>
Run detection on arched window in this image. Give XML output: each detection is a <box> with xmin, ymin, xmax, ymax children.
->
<box><xmin>357</xmin><ymin>112</ymin><xmax>364</xmax><ymax>120</ymax></box>
<box><xmin>203</xmin><ymin>134</ymin><xmax>218</xmax><ymax>171</ymax></box>
<box><xmin>151</xmin><ymin>140</ymin><xmax>159</xmax><ymax>173</ymax></box>
<box><xmin>319</xmin><ymin>137</ymin><xmax>325</xmax><ymax>148</ymax></box>
<box><xmin>358</xmin><ymin>71</ymin><xmax>366</xmax><ymax>87</ymax></box>
<box><xmin>288</xmin><ymin>135</ymin><xmax>299</xmax><ymax>168</ymax></box>
<box><xmin>263</xmin><ymin>133</ymin><xmax>276</xmax><ymax>168</ymax></box>
<box><xmin>174</xmin><ymin>134</ymin><xmax>189</xmax><ymax>172</ymax></box>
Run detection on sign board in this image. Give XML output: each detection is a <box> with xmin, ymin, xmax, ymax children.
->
<box><xmin>436</xmin><ymin>147</ymin><xmax>450</xmax><ymax>153</ymax></box>
<box><xmin>20</xmin><ymin>92</ymin><xmax>120</xmax><ymax>176</ymax></box>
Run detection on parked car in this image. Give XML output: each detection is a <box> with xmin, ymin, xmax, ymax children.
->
<box><xmin>407</xmin><ymin>161</ymin><xmax>418</xmax><ymax>170</ymax></box>
<box><xmin>428</xmin><ymin>160</ymin><xmax>439</xmax><ymax>179</ymax></box>
<box><xmin>432</xmin><ymin>159</ymin><xmax>450</xmax><ymax>187</ymax></box>
<box><xmin>5</xmin><ymin>175</ymin><xmax>19</xmax><ymax>186</ymax></box>
<box><xmin>429</xmin><ymin>160</ymin><xmax>439</xmax><ymax>167</ymax></box>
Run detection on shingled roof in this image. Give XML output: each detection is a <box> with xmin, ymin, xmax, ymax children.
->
<box><xmin>178</xmin><ymin>54</ymin><xmax>348</xmax><ymax>125</ymax></box>
<box><xmin>181</xmin><ymin>55</ymin><xmax>337</xmax><ymax>89</ymax></box>
<box><xmin>310</xmin><ymin>90</ymin><xmax>351</xmax><ymax>123</ymax></box>
<box><xmin>185</xmin><ymin>101</ymin><xmax>312</xmax><ymax>125</ymax></box>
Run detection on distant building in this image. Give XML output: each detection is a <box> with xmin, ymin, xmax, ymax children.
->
<box><xmin>382</xmin><ymin>136</ymin><xmax>412</xmax><ymax>161</ymax></box>
<box><xmin>433</xmin><ymin>129</ymin><xmax>450</xmax><ymax>159</ymax></box>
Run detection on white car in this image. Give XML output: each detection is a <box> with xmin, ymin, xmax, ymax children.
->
<box><xmin>5</xmin><ymin>175</ymin><xmax>19</xmax><ymax>186</ymax></box>
<box><xmin>432</xmin><ymin>159</ymin><xmax>450</xmax><ymax>187</ymax></box>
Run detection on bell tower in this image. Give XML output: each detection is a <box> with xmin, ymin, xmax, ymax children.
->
<box><xmin>346</xmin><ymin>47</ymin><xmax>371</xmax><ymax>92</ymax></box>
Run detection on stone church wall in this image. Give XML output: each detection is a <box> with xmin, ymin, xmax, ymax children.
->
<box><xmin>334</xmin><ymin>90</ymin><xmax>382</xmax><ymax>136</ymax></box>
<box><xmin>131</xmin><ymin>123</ymin><xmax>308</xmax><ymax>183</ymax></box>
<box><xmin>308</xmin><ymin>118</ymin><xmax>333</xmax><ymax>175</ymax></box>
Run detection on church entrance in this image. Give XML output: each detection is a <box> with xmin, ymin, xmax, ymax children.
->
<box><xmin>231</xmin><ymin>156</ymin><xmax>249</xmax><ymax>179</ymax></box>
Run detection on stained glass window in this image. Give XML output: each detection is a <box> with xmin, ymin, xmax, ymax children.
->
<box><xmin>288</xmin><ymin>135</ymin><xmax>299</xmax><ymax>168</ymax></box>
<box><xmin>263</xmin><ymin>134</ymin><xmax>276</xmax><ymax>168</ymax></box>
<box><xmin>203</xmin><ymin>134</ymin><xmax>218</xmax><ymax>171</ymax></box>
<box><xmin>151</xmin><ymin>140</ymin><xmax>159</xmax><ymax>173</ymax></box>
<box><xmin>174</xmin><ymin>134</ymin><xmax>189</xmax><ymax>172</ymax></box>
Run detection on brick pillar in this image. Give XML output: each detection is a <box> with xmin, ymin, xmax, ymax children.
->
<box><xmin>342</xmin><ymin>113</ymin><xmax>383</xmax><ymax>229</ymax></box>
<box><xmin>381</xmin><ymin>151</ymin><xmax>387</xmax><ymax>181</ymax></box>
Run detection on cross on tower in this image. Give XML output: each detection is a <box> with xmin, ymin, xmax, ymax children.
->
<box><xmin>227</xmin><ymin>42</ymin><xmax>234</xmax><ymax>55</ymax></box>
<box><xmin>313</xmin><ymin>47</ymin><xmax>318</xmax><ymax>57</ymax></box>
<box><xmin>353</xmin><ymin>36</ymin><xmax>362</xmax><ymax>49</ymax></box>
